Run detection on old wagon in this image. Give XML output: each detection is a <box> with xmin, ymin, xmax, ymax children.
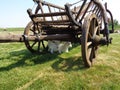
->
<box><xmin>0</xmin><ymin>0</ymin><xmax>114</xmax><ymax>67</ymax></box>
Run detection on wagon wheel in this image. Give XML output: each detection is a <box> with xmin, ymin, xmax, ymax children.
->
<box><xmin>24</xmin><ymin>21</ymin><xmax>48</xmax><ymax>53</ymax></box>
<box><xmin>81</xmin><ymin>14</ymin><xmax>100</xmax><ymax>68</ymax></box>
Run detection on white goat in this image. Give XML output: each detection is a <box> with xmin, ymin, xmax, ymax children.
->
<box><xmin>48</xmin><ymin>40</ymin><xmax>72</xmax><ymax>54</ymax></box>
<box><xmin>58</xmin><ymin>42</ymin><xmax>72</xmax><ymax>53</ymax></box>
<box><xmin>48</xmin><ymin>40</ymin><xmax>59</xmax><ymax>54</ymax></box>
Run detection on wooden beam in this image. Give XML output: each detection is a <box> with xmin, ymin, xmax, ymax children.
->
<box><xmin>0</xmin><ymin>33</ymin><xmax>74</xmax><ymax>43</ymax></box>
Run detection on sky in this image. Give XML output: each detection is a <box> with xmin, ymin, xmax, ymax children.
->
<box><xmin>0</xmin><ymin>0</ymin><xmax>119</xmax><ymax>28</ymax></box>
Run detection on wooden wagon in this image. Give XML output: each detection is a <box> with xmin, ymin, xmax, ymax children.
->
<box><xmin>0</xmin><ymin>0</ymin><xmax>114</xmax><ymax>67</ymax></box>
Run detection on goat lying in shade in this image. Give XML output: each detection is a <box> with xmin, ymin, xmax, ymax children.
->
<box><xmin>48</xmin><ymin>40</ymin><xmax>60</xmax><ymax>54</ymax></box>
<box><xmin>48</xmin><ymin>40</ymin><xmax>72</xmax><ymax>54</ymax></box>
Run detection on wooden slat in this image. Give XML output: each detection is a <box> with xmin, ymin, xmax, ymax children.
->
<box><xmin>41</xmin><ymin>1</ymin><xmax>65</xmax><ymax>10</ymax></box>
<box><xmin>48</xmin><ymin>5</ymin><xmax>54</xmax><ymax>21</ymax></box>
<box><xmin>36</xmin><ymin>20</ymin><xmax>70</xmax><ymax>25</ymax></box>
<box><xmin>0</xmin><ymin>34</ymin><xmax>74</xmax><ymax>43</ymax></box>
<box><xmin>31</xmin><ymin>12</ymin><xmax>67</xmax><ymax>17</ymax></box>
<box><xmin>38</xmin><ymin>2</ymin><xmax>46</xmax><ymax>21</ymax></box>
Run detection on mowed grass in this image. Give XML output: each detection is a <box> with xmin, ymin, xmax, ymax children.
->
<box><xmin>0</xmin><ymin>28</ymin><xmax>24</xmax><ymax>35</ymax></box>
<box><xmin>0</xmin><ymin>28</ymin><xmax>120</xmax><ymax>90</ymax></box>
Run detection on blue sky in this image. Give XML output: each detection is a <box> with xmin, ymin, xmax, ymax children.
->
<box><xmin>0</xmin><ymin>0</ymin><xmax>119</xmax><ymax>28</ymax></box>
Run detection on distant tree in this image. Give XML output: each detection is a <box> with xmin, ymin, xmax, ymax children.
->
<box><xmin>108</xmin><ymin>19</ymin><xmax>119</xmax><ymax>27</ymax></box>
<box><xmin>113</xmin><ymin>19</ymin><xmax>119</xmax><ymax>26</ymax></box>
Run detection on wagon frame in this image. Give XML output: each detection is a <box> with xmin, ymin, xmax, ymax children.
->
<box><xmin>0</xmin><ymin>0</ymin><xmax>114</xmax><ymax>67</ymax></box>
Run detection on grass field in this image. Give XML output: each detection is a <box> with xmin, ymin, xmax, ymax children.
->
<box><xmin>0</xmin><ymin>28</ymin><xmax>120</xmax><ymax>90</ymax></box>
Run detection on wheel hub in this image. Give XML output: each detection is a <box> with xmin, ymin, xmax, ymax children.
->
<box><xmin>92</xmin><ymin>35</ymin><xmax>112</xmax><ymax>46</ymax></box>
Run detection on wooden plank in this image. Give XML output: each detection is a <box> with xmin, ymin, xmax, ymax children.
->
<box><xmin>31</xmin><ymin>12</ymin><xmax>67</xmax><ymax>17</ymax></box>
<box><xmin>34</xmin><ymin>19</ymin><xmax>70</xmax><ymax>25</ymax></box>
<box><xmin>41</xmin><ymin>1</ymin><xmax>65</xmax><ymax>10</ymax></box>
<box><xmin>0</xmin><ymin>33</ymin><xmax>74</xmax><ymax>43</ymax></box>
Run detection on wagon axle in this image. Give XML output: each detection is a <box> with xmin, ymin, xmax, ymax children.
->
<box><xmin>92</xmin><ymin>35</ymin><xmax>112</xmax><ymax>46</ymax></box>
<box><xmin>0</xmin><ymin>34</ymin><xmax>75</xmax><ymax>43</ymax></box>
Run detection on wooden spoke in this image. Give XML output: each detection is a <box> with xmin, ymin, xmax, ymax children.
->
<box><xmin>93</xmin><ymin>26</ymin><xmax>99</xmax><ymax>37</ymax></box>
<box><xmin>42</xmin><ymin>41</ymin><xmax>46</xmax><ymax>49</ymax></box>
<box><xmin>30</xmin><ymin>28</ymin><xmax>34</xmax><ymax>32</ymax></box>
<box><xmin>88</xmin><ymin>32</ymin><xmax>92</xmax><ymax>39</ymax></box>
<box><xmin>38</xmin><ymin>41</ymin><xmax>41</xmax><ymax>51</ymax></box>
<box><xmin>31</xmin><ymin>41</ymin><xmax>37</xmax><ymax>48</ymax></box>
<box><xmin>87</xmin><ymin>42</ymin><xmax>92</xmax><ymax>47</ymax></box>
<box><xmin>92</xmin><ymin>47</ymin><xmax>96</xmax><ymax>59</ymax></box>
<box><xmin>87</xmin><ymin>47</ymin><xmax>92</xmax><ymax>59</ymax></box>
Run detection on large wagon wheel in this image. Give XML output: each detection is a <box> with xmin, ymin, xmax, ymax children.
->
<box><xmin>81</xmin><ymin>13</ymin><xmax>100</xmax><ymax>68</ymax></box>
<box><xmin>24</xmin><ymin>21</ymin><xmax>48</xmax><ymax>53</ymax></box>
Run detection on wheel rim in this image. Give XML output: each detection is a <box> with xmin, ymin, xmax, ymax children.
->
<box><xmin>24</xmin><ymin>21</ymin><xmax>48</xmax><ymax>53</ymax></box>
<box><xmin>81</xmin><ymin>14</ymin><xmax>100</xmax><ymax>67</ymax></box>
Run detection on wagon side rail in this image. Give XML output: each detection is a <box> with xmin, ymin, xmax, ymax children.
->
<box><xmin>27</xmin><ymin>0</ymin><xmax>93</xmax><ymax>27</ymax></box>
<box><xmin>28</xmin><ymin>0</ymin><xmax>71</xmax><ymax>26</ymax></box>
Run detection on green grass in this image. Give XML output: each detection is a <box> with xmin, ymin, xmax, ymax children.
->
<box><xmin>0</xmin><ymin>27</ymin><xmax>24</xmax><ymax>35</ymax></box>
<box><xmin>0</xmin><ymin>29</ymin><xmax>120</xmax><ymax>90</ymax></box>
<box><xmin>114</xmin><ymin>25</ymin><xmax>120</xmax><ymax>30</ymax></box>
<box><xmin>0</xmin><ymin>27</ymin><xmax>24</xmax><ymax>31</ymax></box>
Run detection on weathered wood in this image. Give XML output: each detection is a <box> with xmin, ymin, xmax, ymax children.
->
<box><xmin>31</xmin><ymin>12</ymin><xmax>67</xmax><ymax>17</ymax></box>
<box><xmin>34</xmin><ymin>19</ymin><xmax>70</xmax><ymax>25</ymax></box>
<box><xmin>0</xmin><ymin>34</ymin><xmax>24</xmax><ymax>43</ymax></box>
<box><xmin>48</xmin><ymin>5</ymin><xmax>54</xmax><ymax>21</ymax></box>
<box><xmin>37</xmin><ymin>34</ymin><xmax>74</xmax><ymax>41</ymax></box>
<box><xmin>0</xmin><ymin>33</ymin><xmax>74</xmax><ymax>43</ymax></box>
<box><xmin>40</xmin><ymin>0</ymin><xmax>65</xmax><ymax>10</ymax></box>
<box><xmin>24</xmin><ymin>34</ymin><xmax>75</xmax><ymax>42</ymax></box>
